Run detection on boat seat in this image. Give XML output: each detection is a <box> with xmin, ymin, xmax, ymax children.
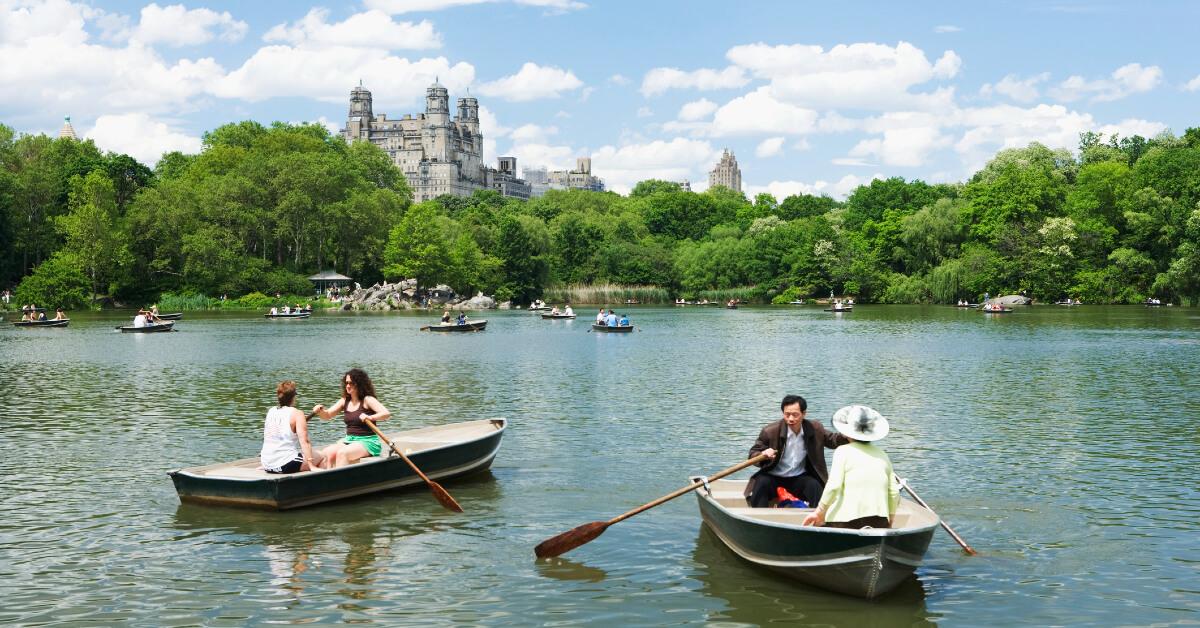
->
<box><xmin>208</xmin><ymin>466</ymin><xmax>274</xmax><ymax>479</ymax></box>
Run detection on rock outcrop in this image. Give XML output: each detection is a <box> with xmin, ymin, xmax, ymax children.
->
<box><xmin>338</xmin><ymin>280</ymin><xmax>497</xmax><ymax>311</ymax></box>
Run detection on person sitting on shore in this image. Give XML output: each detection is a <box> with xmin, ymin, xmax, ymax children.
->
<box><xmin>803</xmin><ymin>405</ymin><xmax>899</xmax><ymax>530</ymax></box>
<box><xmin>260</xmin><ymin>380</ymin><xmax>324</xmax><ymax>473</ymax></box>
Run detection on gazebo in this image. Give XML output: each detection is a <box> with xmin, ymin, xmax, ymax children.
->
<box><xmin>308</xmin><ymin>270</ymin><xmax>353</xmax><ymax>295</ymax></box>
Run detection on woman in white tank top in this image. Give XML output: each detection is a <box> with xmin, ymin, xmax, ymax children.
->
<box><xmin>260</xmin><ymin>380</ymin><xmax>324</xmax><ymax>473</ymax></box>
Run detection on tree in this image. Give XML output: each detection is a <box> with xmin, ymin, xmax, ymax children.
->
<box><xmin>494</xmin><ymin>214</ymin><xmax>549</xmax><ymax>303</ymax></box>
<box><xmin>382</xmin><ymin>202</ymin><xmax>451</xmax><ymax>288</ymax></box>
<box><xmin>57</xmin><ymin>171</ymin><xmax>130</xmax><ymax>300</ymax></box>
<box><xmin>15</xmin><ymin>251</ymin><xmax>90</xmax><ymax>309</ymax></box>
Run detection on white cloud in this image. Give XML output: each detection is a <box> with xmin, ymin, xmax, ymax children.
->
<box><xmin>509</xmin><ymin>123</ymin><xmax>558</xmax><ymax>143</ymax></box>
<box><xmin>263</xmin><ymin>9</ymin><xmax>440</xmax><ymax>50</ymax></box>
<box><xmin>640</xmin><ymin>66</ymin><xmax>748</xmax><ymax>97</ymax></box>
<box><xmin>1185</xmin><ymin>75</ymin><xmax>1200</xmax><ymax>92</ymax></box>
<box><xmin>636</xmin><ymin>106</ymin><xmax>652</xmax><ymax>118</ymax></box>
<box><xmin>755</xmin><ymin>136</ymin><xmax>785</xmax><ymax>158</ymax></box>
<box><xmin>832</xmin><ymin>157</ymin><xmax>873</xmax><ymax>166</ymax></box>
<box><xmin>1051</xmin><ymin>63</ymin><xmax>1163</xmax><ymax>102</ymax></box>
<box><xmin>86</xmin><ymin>113</ymin><xmax>201</xmax><ymax>165</ymax></box>
<box><xmin>980</xmin><ymin>73</ymin><xmax>1050</xmax><ymax>103</ymax></box>
<box><xmin>709</xmin><ymin>87</ymin><xmax>819</xmax><ymax>137</ymax></box>
<box><xmin>934</xmin><ymin>25</ymin><xmax>962</xmax><ymax>33</ymax></box>
<box><xmin>478</xmin><ymin>105</ymin><xmax>509</xmax><ymax>137</ymax></box>
<box><xmin>678</xmin><ymin>98</ymin><xmax>718</xmax><ymax>121</ymax></box>
<box><xmin>213</xmin><ymin>49</ymin><xmax>473</xmax><ymax>103</ymax></box>
<box><xmin>508</xmin><ymin>142</ymin><xmax>576</xmax><ymax>171</ymax></box>
<box><xmin>744</xmin><ymin>173</ymin><xmax>883</xmax><ymax>200</ymax></box>
<box><xmin>477</xmin><ymin>62</ymin><xmax>583</xmax><ymax>101</ymax></box>
<box><xmin>848</xmin><ymin>111</ymin><xmax>951</xmax><ymax>167</ymax></box>
<box><xmin>1096</xmin><ymin>118</ymin><xmax>1168</xmax><ymax>140</ymax></box>
<box><xmin>608</xmin><ymin>73</ymin><xmax>630</xmax><ymax>86</ymax></box>
<box><xmin>590</xmin><ymin>138</ymin><xmax>718</xmax><ymax>194</ymax></box>
<box><xmin>726</xmin><ymin>41</ymin><xmax>960</xmax><ymax>111</ymax></box>
<box><xmin>134</xmin><ymin>3</ymin><xmax>248</xmax><ymax>47</ymax></box>
<box><xmin>365</xmin><ymin>0</ymin><xmax>585</xmax><ymax>14</ymax></box>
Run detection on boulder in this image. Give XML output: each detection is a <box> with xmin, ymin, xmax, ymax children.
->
<box><xmin>992</xmin><ymin>294</ymin><xmax>1032</xmax><ymax>306</ymax></box>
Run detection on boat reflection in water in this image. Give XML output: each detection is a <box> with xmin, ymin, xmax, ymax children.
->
<box><xmin>691</xmin><ymin>526</ymin><xmax>933</xmax><ymax>627</ymax></box>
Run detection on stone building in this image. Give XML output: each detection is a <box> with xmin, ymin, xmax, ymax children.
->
<box><xmin>547</xmin><ymin>158</ymin><xmax>605</xmax><ymax>193</ymax></box>
<box><xmin>341</xmin><ymin>82</ymin><xmax>528</xmax><ymax>202</ymax></box>
<box><xmin>58</xmin><ymin>115</ymin><xmax>77</xmax><ymax>140</ymax></box>
<box><xmin>489</xmin><ymin>156</ymin><xmax>531</xmax><ymax>200</ymax></box>
<box><xmin>709</xmin><ymin>148</ymin><xmax>742</xmax><ymax>193</ymax></box>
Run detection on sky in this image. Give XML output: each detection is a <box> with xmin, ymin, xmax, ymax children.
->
<box><xmin>2</xmin><ymin>0</ymin><xmax>1198</xmax><ymax>197</ymax></box>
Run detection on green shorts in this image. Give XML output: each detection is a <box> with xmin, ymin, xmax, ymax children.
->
<box><xmin>343</xmin><ymin>434</ymin><xmax>383</xmax><ymax>457</ymax></box>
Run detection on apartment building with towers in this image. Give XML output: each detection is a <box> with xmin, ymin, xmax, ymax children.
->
<box><xmin>341</xmin><ymin>82</ymin><xmax>528</xmax><ymax>202</ymax></box>
<box><xmin>709</xmin><ymin>149</ymin><xmax>742</xmax><ymax>193</ymax></box>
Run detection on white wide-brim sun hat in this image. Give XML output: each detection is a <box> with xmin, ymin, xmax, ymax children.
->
<box><xmin>831</xmin><ymin>405</ymin><xmax>890</xmax><ymax>442</ymax></box>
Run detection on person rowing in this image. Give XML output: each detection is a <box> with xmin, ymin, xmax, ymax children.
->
<box><xmin>311</xmin><ymin>368</ymin><xmax>392</xmax><ymax>469</ymax></box>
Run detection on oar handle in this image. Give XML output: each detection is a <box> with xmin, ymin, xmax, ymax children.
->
<box><xmin>607</xmin><ymin>453</ymin><xmax>769</xmax><ymax>525</ymax></box>
<box><xmin>897</xmin><ymin>476</ymin><xmax>977</xmax><ymax>555</ymax></box>
<box><xmin>364</xmin><ymin>418</ymin><xmax>434</xmax><ymax>484</ymax></box>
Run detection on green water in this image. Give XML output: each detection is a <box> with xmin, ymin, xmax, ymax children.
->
<box><xmin>0</xmin><ymin>305</ymin><xmax>1197</xmax><ymax>626</ymax></box>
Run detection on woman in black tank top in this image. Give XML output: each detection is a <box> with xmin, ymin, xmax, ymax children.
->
<box><xmin>311</xmin><ymin>368</ymin><xmax>393</xmax><ymax>468</ymax></box>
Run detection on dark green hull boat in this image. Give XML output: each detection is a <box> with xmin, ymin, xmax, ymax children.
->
<box><xmin>693</xmin><ymin>477</ymin><xmax>938</xmax><ymax>599</ymax></box>
<box><xmin>169</xmin><ymin>418</ymin><xmax>506</xmax><ymax>509</ymax></box>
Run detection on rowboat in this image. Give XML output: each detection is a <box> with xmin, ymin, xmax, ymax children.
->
<box><xmin>592</xmin><ymin>323</ymin><xmax>633</xmax><ymax>332</ymax></box>
<box><xmin>981</xmin><ymin>306</ymin><xmax>1012</xmax><ymax>313</ymax></box>
<box><xmin>13</xmin><ymin>319</ymin><xmax>69</xmax><ymax>327</ymax></box>
<box><xmin>116</xmin><ymin>321</ymin><xmax>175</xmax><ymax>332</ymax></box>
<box><xmin>787</xmin><ymin>300</ymin><xmax>806</xmax><ymax>305</ymax></box>
<box><xmin>541</xmin><ymin>313</ymin><xmax>577</xmax><ymax>319</ymax></box>
<box><xmin>169</xmin><ymin>418</ymin><xmax>507</xmax><ymax>509</ymax></box>
<box><xmin>424</xmin><ymin>320</ymin><xmax>487</xmax><ymax>332</ymax></box>
<box><xmin>265</xmin><ymin>312</ymin><xmax>311</xmax><ymax>319</ymax></box>
<box><xmin>953</xmin><ymin>303</ymin><xmax>978</xmax><ymax>308</ymax></box>
<box><xmin>693</xmin><ymin>477</ymin><xmax>939</xmax><ymax>599</ymax></box>
<box><xmin>156</xmin><ymin>312</ymin><xmax>183</xmax><ymax>320</ymax></box>
<box><xmin>823</xmin><ymin>307</ymin><xmax>853</xmax><ymax>313</ymax></box>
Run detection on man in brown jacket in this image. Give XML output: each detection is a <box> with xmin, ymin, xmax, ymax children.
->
<box><xmin>744</xmin><ymin>394</ymin><xmax>849</xmax><ymax>507</ymax></box>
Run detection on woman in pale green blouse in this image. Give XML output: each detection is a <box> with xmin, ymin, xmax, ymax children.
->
<box><xmin>803</xmin><ymin>405</ymin><xmax>900</xmax><ymax>529</ymax></box>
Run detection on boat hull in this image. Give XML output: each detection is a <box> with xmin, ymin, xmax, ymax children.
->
<box><xmin>157</xmin><ymin>313</ymin><xmax>183</xmax><ymax>320</ymax></box>
<box><xmin>427</xmin><ymin>320</ymin><xmax>487</xmax><ymax>331</ymax></box>
<box><xmin>264</xmin><ymin>313</ymin><xmax>311</xmax><ymax>318</ymax></box>
<box><xmin>541</xmin><ymin>314</ymin><xmax>576</xmax><ymax>319</ymax></box>
<box><xmin>693</xmin><ymin>478</ymin><xmax>937</xmax><ymax>599</ymax></box>
<box><xmin>169</xmin><ymin>418</ymin><xmax>506</xmax><ymax>509</ymax></box>
<box><xmin>13</xmin><ymin>320</ymin><xmax>69</xmax><ymax>327</ymax></box>
<box><xmin>592</xmin><ymin>324</ymin><xmax>633</xmax><ymax>332</ymax></box>
<box><xmin>118</xmin><ymin>322</ymin><xmax>175</xmax><ymax>332</ymax></box>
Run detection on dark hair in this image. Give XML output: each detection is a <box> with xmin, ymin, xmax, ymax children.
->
<box><xmin>342</xmin><ymin>368</ymin><xmax>377</xmax><ymax>402</ymax></box>
<box><xmin>277</xmin><ymin>380</ymin><xmax>297</xmax><ymax>407</ymax></box>
<box><xmin>780</xmin><ymin>394</ymin><xmax>807</xmax><ymax>412</ymax></box>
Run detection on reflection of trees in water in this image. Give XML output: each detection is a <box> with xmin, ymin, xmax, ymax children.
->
<box><xmin>535</xmin><ymin>556</ymin><xmax>609</xmax><ymax>583</ymax></box>
<box><xmin>690</xmin><ymin>526</ymin><xmax>934</xmax><ymax>627</ymax></box>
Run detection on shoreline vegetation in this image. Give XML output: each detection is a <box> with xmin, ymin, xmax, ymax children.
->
<box><xmin>4</xmin><ymin>121</ymin><xmax>1200</xmax><ymax>309</ymax></box>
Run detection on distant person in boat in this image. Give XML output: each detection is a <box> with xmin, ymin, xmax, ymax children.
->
<box><xmin>37</xmin><ymin>310</ymin><xmax>47</xmax><ymax>321</ymax></box>
<box><xmin>550</xmin><ymin>305</ymin><xmax>560</xmax><ymax>315</ymax></box>
<box><xmin>596</xmin><ymin>308</ymin><xmax>606</xmax><ymax>325</ymax></box>
<box><xmin>803</xmin><ymin>405</ymin><xmax>899</xmax><ymax>530</ymax></box>
<box><xmin>132</xmin><ymin>310</ymin><xmax>148</xmax><ymax>328</ymax></box>
<box><xmin>456</xmin><ymin>312</ymin><xmax>467</xmax><ymax>325</ymax></box>
<box><xmin>605</xmin><ymin>309</ymin><xmax>618</xmax><ymax>327</ymax></box>
<box><xmin>619</xmin><ymin>313</ymin><xmax>629</xmax><ymax>326</ymax></box>
<box><xmin>744</xmin><ymin>394</ymin><xmax>850</xmax><ymax>509</ymax></box>
<box><xmin>311</xmin><ymin>368</ymin><xmax>392</xmax><ymax>468</ymax></box>
<box><xmin>260</xmin><ymin>380</ymin><xmax>325</xmax><ymax>474</ymax></box>
<box><xmin>53</xmin><ymin>307</ymin><xmax>66</xmax><ymax>321</ymax></box>
<box><xmin>564</xmin><ymin>304</ymin><xmax>574</xmax><ymax>316</ymax></box>
<box><xmin>441</xmin><ymin>310</ymin><xmax>451</xmax><ymax>324</ymax></box>
<box><xmin>270</xmin><ymin>307</ymin><xmax>278</xmax><ymax>315</ymax></box>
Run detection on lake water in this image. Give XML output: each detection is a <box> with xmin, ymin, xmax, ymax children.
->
<box><xmin>1</xmin><ymin>305</ymin><xmax>1197</xmax><ymax>626</ymax></box>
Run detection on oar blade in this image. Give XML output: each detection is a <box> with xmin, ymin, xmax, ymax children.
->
<box><xmin>429</xmin><ymin>481</ymin><xmax>465</xmax><ymax>513</ymax></box>
<box><xmin>535</xmin><ymin>521</ymin><xmax>608</xmax><ymax>559</ymax></box>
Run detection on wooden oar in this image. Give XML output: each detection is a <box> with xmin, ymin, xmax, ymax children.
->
<box><xmin>897</xmin><ymin>475</ymin><xmax>977</xmax><ymax>555</ymax></box>
<box><xmin>363</xmin><ymin>418</ymin><xmax>464</xmax><ymax>513</ymax></box>
<box><xmin>535</xmin><ymin>453</ymin><xmax>769</xmax><ymax>559</ymax></box>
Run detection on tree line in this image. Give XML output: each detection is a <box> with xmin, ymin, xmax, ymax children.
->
<box><xmin>2</xmin><ymin>120</ymin><xmax>1199</xmax><ymax>308</ymax></box>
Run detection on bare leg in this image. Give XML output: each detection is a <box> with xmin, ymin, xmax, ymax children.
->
<box><xmin>332</xmin><ymin>442</ymin><xmax>371</xmax><ymax>468</ymax></box>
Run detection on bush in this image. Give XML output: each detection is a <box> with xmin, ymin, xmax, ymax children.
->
<box><xmin>880</xmin><ymin>273</ymin><xmax>930</xmax><ymax>304</ymax></box>
<box><xmin>771</xmin><ymin>286</ymin><xmax>810</xmax><ymax>304</ymax></box>
<box><xmin>236</xmin><ymin>291</ymin><xmax>275</xmax><ymax>309</ymax></box>
<box><xmin>15</xmin><ymin>252</ymin><xmax>91</xmax><ymax>309</ymax></box>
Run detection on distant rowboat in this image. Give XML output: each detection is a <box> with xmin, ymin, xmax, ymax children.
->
<box><xmin>265</xmin><ymin>312</ymin><xmax>311</xmax><ymax>319</ymax></box>
<box><xmin>592</xmin><ymin>324</ymin><xmax>633</xmax><ymax>333</ymax></box>
<box><xmin>693</xmin><ymin>477</ymin><xmax>939</xmax><ymax>599</ymax></box>
<box><xmin>117</xmin><ymin>321</ymin><xmax>175</xmax><ymax>333</ymax></box>
<box><xmin>169</xmin><ymin>419</ymin><xmax>507</xmax><ymax>509</ymax></box>
<box><xmin>423</xmin><ymin>320</ymin><xmax>487</xmax><ymax>332</ymax></box>
<box><xmin>156</xmin><ymin>312</ymin><xmax>183</xmax><ymax>320</ymax></box>
<box><xmin>13</xmin><ymin>319</ymin><xmax>69</xmax><ymax>327</ymax></box>
<box><xmin>541</xmin><ymin>313</ymin><xmax>576</xmax><ymax>319</ymax></box>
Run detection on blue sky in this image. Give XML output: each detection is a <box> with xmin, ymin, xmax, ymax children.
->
<box><xmin>3</xmin><ymin>0</ymin><xmax>1198</xmax><ymax>196</ymax></box>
